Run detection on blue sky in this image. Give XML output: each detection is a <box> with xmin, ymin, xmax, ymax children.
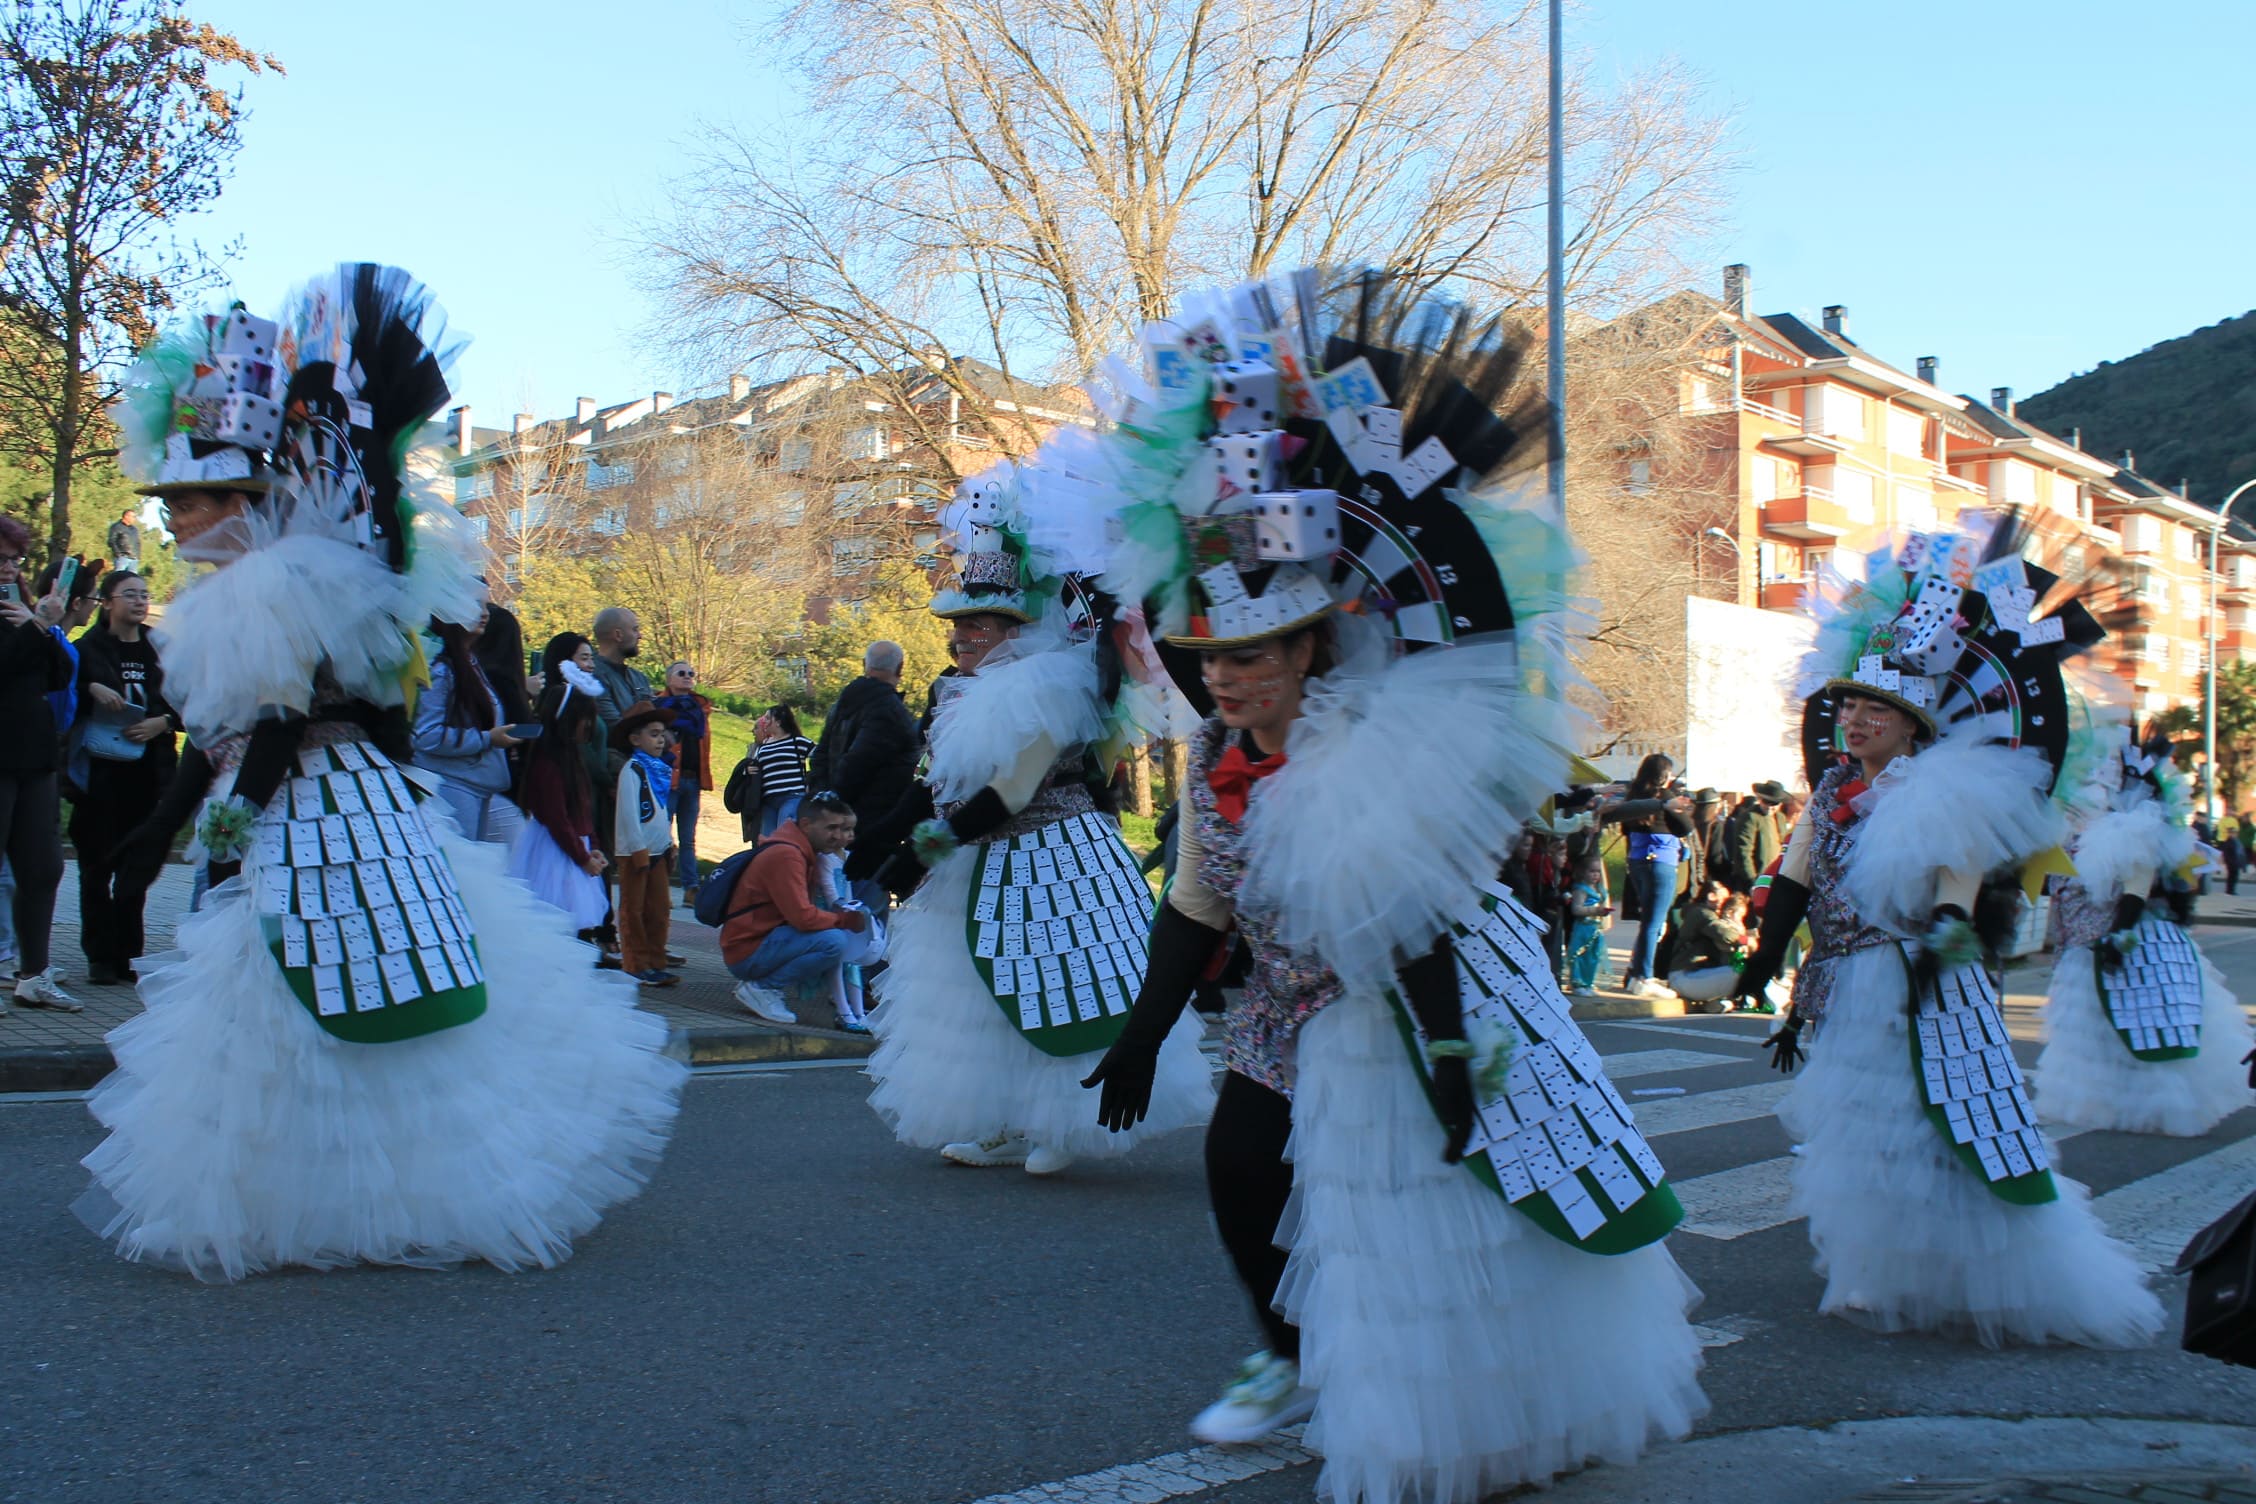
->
<box><xmin>187</xmin><ymin>0</ymin><xmax>2255</xmax><ymax>426</ymax></box>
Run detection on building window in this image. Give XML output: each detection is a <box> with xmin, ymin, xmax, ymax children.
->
<box><xmin>592</xmin><ymin>507</ymin><xmax>626</xmax><ymax>536</ymax></box>
<box><xmin>1627</xmin><ymin>459</ymin><xmax>1652</xmax><ymax>496</ymax></box>
<box><xmin>1834</xmin><ymin>468</ymin><xmax>1876</xmax><ymax>524</ymax></box>
<box><xmin>584</xmin><ymin>457</ymin><xmax>635</xmax><ymax>490</ymax></box>
<box><xmin>2182</xmin><ymin>641</ymin><xmax>2204</xmax><ymax>675</ymax></box>
<box><xmin>1894</xmin><ymin>485</ymin><xmax>1935</xmax><ymax>531</ymax></box>
<box><xmin>2176</xmin><ymin>525</ymin><xmax>2201</xmax><ymax>562</ymax></box>
<box><xmin>831</xmin><ymin>537</ymin><xmax>882</xmax><ymax>575</ymax></box>
<box><xmin>844</xmin><ymin>424</ymin><xmax>890</xmax><ymax>461</ymax></box>
<box><xmin>2182</xmin><ymin>582</ymin><xmax>2205</xmax><ymax>620</ymax></box>
<box><xmin>457</xmin><ymin>470</ymin><xmax>494</xmax><ymax>501</ymax></box>
<box><xmin>777</xmin><ymin>437</ymin><xmax>814</xmax><ymax>473</ymax></box>
<box><xmin>1885</xmin><ymin>407</ymin><xmax>1923</xmax><ymax>457</ymax></box>
<box><xmin>1750</xmin><ymin>454</ymin><xmax>1777</xmax><ymax>503</ymax></box>
<box><xmin>2123</xmin><ymin>515</ymin><xmax>2162</xmax><ymax>554</ymax></box>
<box><xmin>1808</xmin><ymin>384</ymin><xmax>1865</xmax><ymax>440</ymax></box>
<box><xmin>462</xmin><ymin>515</ymin><xmax>488</xmax><ymax>542</ymax></box>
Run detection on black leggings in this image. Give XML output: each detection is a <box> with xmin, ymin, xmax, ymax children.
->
<box><xmin>1206</xmin><ymin>1068</ymin><xmax>1300</xmax><ymax>1360</ymax></box>
<box><xmin>0</xmin><ymin>771</ymin><xmax>63</xmax><ymax>975</ymax></box>
<box><xmin>69</xmin><ymin>758</ymin><xmax>165</xmax><ymax>972</ymax></box>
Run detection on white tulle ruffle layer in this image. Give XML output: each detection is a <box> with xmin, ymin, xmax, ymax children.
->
<box><xmin>865</xmin><ymin>847</ymin><xmax>1212</xmax><ymax>1156</ymax></box>
<box><xmin>2070</xmin><ymin>800</ymin><xmax>2189</xmax><ymax>900</ymax></box>
<box><xmin>1276</xmin><ymin>990</ymin><xmax>1707</xmax><ymax>1504</ymax></box>
<box><xmin>1780</xmin><ymin>946</ymin><xmax>2163</xmax><ymax>1347</ymax></box>
<box><xmin>77</xmin><ymin>824</ymin><xmax>685</xmax><ymax>1282</ymax></box>
<box><xmin>1842</xmin><ymin>739</ymin><xmax>2063</xmax><ymax>938</ymax></box>
<box><xmin>2037</xmin><ymin>945</ymin><xmax>2255</xmax><ymax>1137</ymax></box>
<box><xmin>925</xmin><ymin>638</ymin><xmax>1106</xmax><ymax>805</ymax></box>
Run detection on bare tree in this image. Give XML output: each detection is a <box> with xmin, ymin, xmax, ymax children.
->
<box><xmin>0</xmin><ymin>0</ymin><xmax>279</xmax><ymax>556</ymax></box>
<box><xmin>647</xmin><ymin>0</ymin><xmax>1727</xmax><ymax>438</ymax></box>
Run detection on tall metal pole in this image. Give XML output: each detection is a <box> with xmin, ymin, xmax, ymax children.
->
<box><xmin>2206</xmin><ymin>476</ymin><xmax>2256</xmax><ymax>820</ymax></box>
<box><xmin>1545</xmin><ymin>0</ymin><xmax>1566</xmax><ymax>525</ymax></box>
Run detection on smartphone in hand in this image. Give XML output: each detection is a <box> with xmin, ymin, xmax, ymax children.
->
<box><xmin>505</xmin><ymin>722</ymin><xmax>543</xmax><ymax>740</ymax></box>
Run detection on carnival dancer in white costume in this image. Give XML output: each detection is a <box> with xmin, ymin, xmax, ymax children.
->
<box><xmin>1736</xmin><ymin>521</ymin><xmax>2164</xmax><ymax>1347</ymax></box>
<box><xmin>2037</xmin><ymin>724</ymin><xmax>2254</xmax><ymax>1135</ymax></box>
<box><xmin>1080</xmin><ymin>269</ymin><xmax>1706</xmax><ymax>1503</ymax></box>
<box><xmin>864</xmin><ymin>465</ymin><xmax>1212</xmax><ymax>1175</ymax></box>
<box><xmin>76</xmin><ymin>266</ymin><xmax>685</xmax><ymax>1282</ymax></box>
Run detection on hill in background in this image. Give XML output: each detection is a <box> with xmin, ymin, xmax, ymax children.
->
<box><xmin>2019</xmin><ymin>309</ymin><xmax>2256</xmax><ymax>507</ymax></box>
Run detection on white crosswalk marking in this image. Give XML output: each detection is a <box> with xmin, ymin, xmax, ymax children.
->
<box><xmin>1674</xmin><ymin>1155</ymin><xmax>1801</xmax><ymax>1239</ymax></box>
<box><xmin>1599</xmin><ymin>1048</ymin><xmax>1748</xmax><ymax>1081</ymax></box>
<box><xmin>2092</xmin><ymin>1133</ymin><xmax>2256</xmax><ymax>1271</ymax></box>
<box><xmin>1632</xmin><ymin>1080</ymin><xmax>1793</xmax><ymax>1137</ymax></box>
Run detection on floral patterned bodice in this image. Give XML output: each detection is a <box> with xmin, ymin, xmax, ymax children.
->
<box><xmin>1187</xmin><ymin>719</ymin><xmax>1343</xmax><ymax>1094</ymax></box>
<box><xmin>1793</xmin><ymin>761</ymin><xmax>1903</xmax><ymax>1023</ymax></box>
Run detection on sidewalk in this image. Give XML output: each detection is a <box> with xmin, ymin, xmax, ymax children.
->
<box><xmin>0</xmin><ymin>858</ymin><xmax>874</xmax><ymax>1092</ymax></box>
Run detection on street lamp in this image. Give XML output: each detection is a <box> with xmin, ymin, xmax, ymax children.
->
<box><xmin>1702</xmin><ymin>526</ymin><xmax>1741</xmax><ymax>604</ymax></box>
<box><xmin>2205</xmin><ymin>476</ymin><xmax>2256</xmax><ymax>820</ymax></box>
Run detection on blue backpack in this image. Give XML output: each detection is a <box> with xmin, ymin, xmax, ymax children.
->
<box><xmin>693</xmin><ymin>840</ymin><xmax>786</xmax><ymax>929</ymax></box>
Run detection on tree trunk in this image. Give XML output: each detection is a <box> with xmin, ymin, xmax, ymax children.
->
<box><xmin>1163</xmin><ymin>737</ymin><xmax>1189</xmax><ymax>813</ymax></box>
<box><xmin>49</xmin><ymin>309</ymin><xmax>81</xmax><ymax>559</ymax></box>
<box><xmin>1127</xmin><ymin>742</ymin><xmax>1153</xmax><ymax>817</ymax></box>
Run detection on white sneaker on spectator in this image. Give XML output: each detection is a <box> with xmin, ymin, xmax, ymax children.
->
<box><xmin>1024</xmin><ymin>1145</ymin><xmax>1075</xmax><ymax>1176</ymax></box>
<box><xmin>1632</xmin><ymin>978</ymin><xmax>1676</xmax><ymax>999</ymax></box>
<box><xmin>1189</xmin><ymin>1352</ymin><xmax>1316</xmax><ymax>1444</ymax></box>
<box><xmin>734</xmin><ymin>981</ymin><xmax>796</xmax><ymax>1024</ymax></box>
<box><xmin>13</xmin><ymin>970</ymin><xmax>82</xmax><ymax>1012</ymax></box>
<box><xmin>942</xmin><ymin>1134</ymin><xmax>1028</xmax><ymax>1168</ymax></box>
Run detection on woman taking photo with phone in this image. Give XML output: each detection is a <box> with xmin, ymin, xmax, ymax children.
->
<box><xmin>414</xmin><ymin>608</ymin><xmax>525</xmax><ymax>844</ymax></box>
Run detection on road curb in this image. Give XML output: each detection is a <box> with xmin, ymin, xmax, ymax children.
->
<box><xmin>0</xmin><ymin>1021</ymin><xmax>874</xmax><ymax>1094</ymax></box>
<box><xmin>1570</xmin><ymin>994</ymin><xmax>1691</xmax><ymax>1021</ymax></box>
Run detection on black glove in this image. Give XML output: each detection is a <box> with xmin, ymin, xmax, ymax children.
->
<box><xmin>946</xmin><ymin>785</ymin><xmax>1012</xmax><ymax>845</ymax></box>
<box><xmin>1734</xmin><ymin>876</ymin><xmax>1810</xmax><ymax>1008</ymax></box>
<box><xmin>2244</xmin><ymin>1045</ymin><xmax>2254</xmax><ymax>1090</ymax></box>
<box><xmin>872</xmin><ymin>848</ymin><xmax>929</xmax><ymax>899</ymax></box>
<box><xmin>112</xmin><ymin>742</ymin><xmax>215</xmax><ymax>896</ymax></box>
<box><xmin>1766</xmin><ymin>1009</ymin><xmax>1806</xmax><ymax>1073</ymax></box>
<box><xmin>1084</xmin><ymin>901</ymin><xmax>1227</xmax><ymax>1130</ymax></box>
<box><xmin>1397</xmin><ymin>936</ymin><xmax>1473</xmax><ymax>1164</ymax></box>
<box><xmin>2099</xmin><ymin>891</ymin><xmax>2147</xmax><ymax>973</ymax></box>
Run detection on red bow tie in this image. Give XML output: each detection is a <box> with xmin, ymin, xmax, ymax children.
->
<box><xmin>1829</xmin><ymin>779</ymin><xmax>1868</xmax><ymax>825</ymax></box>
<box><xmin>1209</xmin><ymin>743</ymin><xmax>1287</xmax><ymax>823</ymax></box>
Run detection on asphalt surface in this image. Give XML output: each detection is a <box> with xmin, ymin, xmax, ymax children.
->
<box><xmin>6</xmin><ymin>956</ymin><xmax>2256</xmax><ymax>1502</ymax></box>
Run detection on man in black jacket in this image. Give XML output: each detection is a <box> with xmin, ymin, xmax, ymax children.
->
<box><xmin>809</xmin><ymin>641</ymin><xmax>921</xmax><ymax>904</ymax></box>
<box><xmin>0</xmin><ymin>518</ymin><xmax>79</xmax><ymax>1012</ymax></box>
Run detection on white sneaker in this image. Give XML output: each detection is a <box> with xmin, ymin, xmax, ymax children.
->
<box><xmin>12</xmin><ymin>970</ymin><xmax>82</xmax><ymax>1012</ymax></box>
<box><xmin>1024</xmin><ymin>1145</ymin><xmax>1076</xmax><ymax>1176</ymax></box>
<box><xmin>942</xmin><ymin>1134</ymin><xmax>1029</xmax><ymax>1168</ymax></box>
<box><xmin>734</xmin><ymin>981</ymin><xmax>796</xmax><ymax>1024</ymax></box>
<box><xmin>1631</xmin><ymin>978</ymin><xmax>1676</xmax><ymax>999</ymax></box>
<box><xmin>1189</xmin><ymin>1352</ymin><xmax>1317</xmax><ymax>1445</ymax></box>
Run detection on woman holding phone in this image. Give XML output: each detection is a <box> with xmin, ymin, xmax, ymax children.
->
<box><xmin>0</xmin><ymin>516</ymin><xmax>79</xmax><ymax>1011</ymax></box>
<box><xmin>70</xmin><ymin>570</ymin><xmax>178</xmax><ymax>985</ymax></box>
<box><xmin>413</xmin><ymin>609</ymin><xmax>526</xmax><ymax>844</ymax></box>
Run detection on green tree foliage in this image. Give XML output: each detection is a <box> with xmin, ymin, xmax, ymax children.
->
<box><xmin>2019</xmin><ymin>309</ymin><xmax>2256</xmax><ymax>507</ymax></box>
<box><xmin>2201</xmin><ymin>659</ymin><xmax>2256</xmax><ymax>812</ymax></box>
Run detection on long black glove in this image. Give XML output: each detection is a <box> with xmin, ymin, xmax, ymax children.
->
<box><xmin>1084</xmin><ymin>902</ymin><xmax>1228</xmax><ymax>1130</ymax></box>
<box><xmin>1734</xmin><ymin>876</ymin><xmax>1810</xmax><ymax>1009</ymax></box>
<box><xmin>2098</xmin><ymin>891</ymin><xmax>2147</xmax><ymax>972</ymax></box>
<box><xmin>1397</xmin><ymin>936</ymin><xmax>1474</xmax><ymax>1164</ymax></box>
<box><xmin>943</xmin><ymin>786</ymin><xmax>1011</xmax><ymax>845</ymax></box>
<box><xmin>1766</xmin><ymin>1010</ymin><xmax>1806</xmax><ymax>1073</ymax></box>
<box><xmin>112</xmin><ymin>742</ymin><xmax>216</xmax><ymax>897</ymax></box>
<box><xmin>205</xmin><ymin>717</ymin><xmax>309</xmax><ymax>885</ymax></box>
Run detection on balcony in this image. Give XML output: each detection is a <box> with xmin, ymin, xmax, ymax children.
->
<box><xmin>1933</xmin><ymin>464</ymin><xmax>1988</xmax><ymax>496</ymax></box>
<box><xmin>1753</xmin><ymin>405</ymin><xmax>1850</xmax><ymax>459</ymax></box>
<box><xmin>2223</xmin><ymin>563</ymin><xmax>2256</xmax><ymax>600</ymax></box>
<box><xmin>1763</xmin><ymin>486</ymin><xmax>1852</xmax><ymax>541</ymax></box>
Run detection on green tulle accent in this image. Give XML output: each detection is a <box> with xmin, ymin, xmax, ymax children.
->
<box><xmin>113</xmin><ymin>320</ymin><xmax>211</xmax><ymax>484</ymax></box>
<box><xmin>1454</xmin><ymin>478</ymin><xmax>1585</xmax><ymax>696</ymax></box>
<box><xmin>1093</xmin><ymin>378</ymin><xmax>1215</xmax><ymax>634</ymax></box>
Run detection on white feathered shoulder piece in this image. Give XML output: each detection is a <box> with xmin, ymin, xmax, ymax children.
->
<box><xmin>925</xmin><ymin>634</ymin><xmax>1107</xmax><ymax>805</ymax></box>
<box><xmin>1842</xmin><ymin>738</ymin><xmax>2063</xmax><ymax>936</ymax></box>
<box><xmin>153</xmin><ymin>533</ymin><xmax>419</xmax><ymax>747</ymax></box>
<box><xmin>1238</xmin><ymin>635</ymin><xmax>1587</xmax><ymax>993</ymax></box>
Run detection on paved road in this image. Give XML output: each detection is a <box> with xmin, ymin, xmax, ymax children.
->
<box><xmin>5</xmin><ymin>939</ymin><xmax>2256</xmax><ymax>1503</ymax></box>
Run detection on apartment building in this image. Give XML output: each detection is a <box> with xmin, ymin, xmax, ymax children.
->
<box><xmin>447</xmin><ymin>357</ymin><xmax>1087</xmax><ymax>603</ymax></box>
<box><xmin>1650</xmin><ymin>264</ymin><xmax>2234</xmax><ymax>720</ymax></box>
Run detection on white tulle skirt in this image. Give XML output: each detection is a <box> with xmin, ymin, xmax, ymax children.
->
<box><xmin>507</xmin><ymin>822</ymin><xmax>610</xmax><ymax>932</ymax></box>
<box><xmin>2037</xmin><ymin>945</ymin><xmax>2255</xmax><ymax>1137</ymax></box>
<box><xmin>866</xmin><ymin>847</ymin><xmax>1213</xmax><ymax>1157</ymax></box>
<box><xmin>76</xmin><ymin>821</ymin><xmax>686</xmax><ymax>1282</ymax></box>
<box><xmin>1779</xmin><ymin>946</ymin><xmax>2164</xmax><ymax>1347</ymax></box>
<box><xmin>1276</xmin><ymin>988</ymin><xmax>1708</xmax><ymax>1504</ymax></box>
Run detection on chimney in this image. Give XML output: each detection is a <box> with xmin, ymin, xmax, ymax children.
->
<box><xmin>653</xmin><ymin>391</ymin><xmax>675</xmax><ymax>414</ymax></box>
<box><xmin>1916</xmin><ymin>356</ymin><xmax>1937</xmax><ymax>386</ymax></box>
<box><xmin>1722</xmin><ymin>263</ymin><xmax>1750</xmax><ymax>318</ymax></box>
<box><xmin>2070</xmin><ymin>427</ymin><xmax>2082</xmax><ymax>450</ymax></box>
<box><xmin>513</xmin><ymin>412</ymin><xmax>535</xmax><ymax>437</ymax></box>
<box><xmin>1991</xmin><ymin>386</ymin><xmax>2014</xmax><ymax>415</ymax></box>
<box><xmin>1822</xmin><ymin>305</ymin><xmax>1848</xmax><ymax>337</ymax></box>
<box><xmin>729</xmin><ymin>373</ymin><xmax>751</xmax><ymax>402</ymax></box>
<box><xmin>452</xmin><ymin>404</ymin><xmax>474</xmax><ymax>455</ymax></box>
<box><xmin>575</xmin><ymin>396</ymin><xmax>596</xmax><ymax>423</ymax></box>
<box><xmin>2120</xmin><ymin>449</ymin><xmax>2136</xmax><ymax>472</ymax></box>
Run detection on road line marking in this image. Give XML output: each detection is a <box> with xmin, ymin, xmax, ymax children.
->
<box><xmin>2092</xmin><ymin>1132</ymin><xmax>2256</xmax><ymax>1271</ymax></box>
<box><xmin>1599</xmin><ymin>1049</ymin><xmax>1747</xmax><ymax>1081</ymax></box>
<box><xmin>963</xmin><ymin>1426</ymin><xmax>1312</xmax><ymax>1504</ymax></box>
<box><xmin>0</xmin><ymin>1088</ymin><xmax>91</xmax><ymax>1106</ymax></box>
<box><xmin>1632</xmin><ymin>1081</ymin><xmax>1793</xmax><ymax>1137</ymax></box>
<box><xmin>1596</xmin><ymin>1020</ymin><xmax>1772</xmax><ymax>1047</ymax></box>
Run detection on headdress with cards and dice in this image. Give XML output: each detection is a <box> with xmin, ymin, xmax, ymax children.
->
<box><xmin>1795</xmin><ymin>511</ymin><xmax>2108</xmax><ymax>791</ymax></box>
<box><xmin>932</xmin><ymin>462</ymin><xmax>1040</xmax><ymax>623</ymax></box>
<box><xmin>115</xmin><ymin>303</ymin><xmax>287</xmax><ymax>498</ymax></box>
<box><xmin>1069</xmin><ymin>267</ymin><xmax>1551</xmax><ymax>694</ymax></box>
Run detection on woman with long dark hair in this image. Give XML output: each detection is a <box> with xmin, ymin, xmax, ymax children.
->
<box><xmin>412</xmin><ymin>608</ymin><xmax>524</xmax><ymax>843</ymax></box>
<box><xmin>753</xmin><ymin>703</ymin><xmax>815</xmax><ymax>838</ymax></box>
<box><xmin>472</xmin><ymin>600</ymin><xmax>534</xmax><ymax>725</ymax></box>
<box><xmin>508</xmin><ymin>664</ymin><xmax>610</xmax><ymax>933</ymax></box>
<box><xmin>69</xmin><ymin>570</ymin><xmax>178</xmax><ymax>985</ymax></box>
<box><xmin>1601</xmin><ymin>752</ymin><xmax>1694</xmax><ymax>998</ymax></box>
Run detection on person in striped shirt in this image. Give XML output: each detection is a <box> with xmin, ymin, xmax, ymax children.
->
<box><xmin>752</xmin><ymin>706</ymin><xmax>815</xmax><ymax>838</ymax></box>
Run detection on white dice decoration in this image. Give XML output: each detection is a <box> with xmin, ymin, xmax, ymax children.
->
<box><xmin>1207</xmin><ymin>429</ymin><xmax>1291</xmax><ymax>497</ymax></box>
<box><xmin>1212</xmin><ymin>360</ymin><xmax>1283</xmax><ymax>435</ymax></box>
<box><xmin>1252</xmin><ymin>488</ymin><xmax>1340</xmax><ymax>563</ymax></box>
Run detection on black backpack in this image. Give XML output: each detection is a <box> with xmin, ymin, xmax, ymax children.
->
<box><xmin>692</xmin><ymin>840</ymin><xmax>787</xmax><ymax>929</ymax></box>
<box><xmin>2177</xmin><ymin>1185</ymin><xmax>2256</xmax><ymax>1369</ymax></box>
